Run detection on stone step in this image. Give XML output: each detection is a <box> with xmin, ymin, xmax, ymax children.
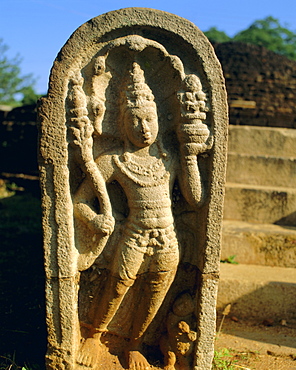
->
<box><xmin>217</xmin><ymin>263</ymin><xmax>296</xmax><ymax>320</ymax></box>
<box><xmin>226</xmin><ymin>152</ymin><xmax>296</xmax><ymax>188</ymax></box>
<box><xmin>221</xmin><ymin>220</ymin><xmax>296</xmax><ymax>268</ymax></box>
<box><xmin>228</xmin><ymin>125</ymin><xmax>296</xmax><ymax>158</ymax></box>
<box><xmin>224</xmin><ymin>182</ymin><xmax>296</xmax><ymax>225</ymax></box>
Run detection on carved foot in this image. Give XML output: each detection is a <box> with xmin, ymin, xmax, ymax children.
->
<box><xmin>77</xmin><ymin>337</ymin><xmax>102</xmax><ymax>368</ymax></box>
<box><xmin>126</xmin><ymin>350</ymin><xmax>151</xmax><ymax>370</ymax></box>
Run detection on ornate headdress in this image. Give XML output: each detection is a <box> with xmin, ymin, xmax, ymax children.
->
<box><xmin>120</xmin><ymin>62</ymin><xmax>156</xmax><ymax>111</ymax></box>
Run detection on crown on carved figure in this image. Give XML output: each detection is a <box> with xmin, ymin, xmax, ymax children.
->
<box><xmin>121</xmin><ymin>62</ymin><xmax>156</xmax><ymax>110</ymax></box>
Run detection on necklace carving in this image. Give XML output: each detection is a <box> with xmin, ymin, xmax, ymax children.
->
<box><xmin>114</xmin><ymin>152</ymin><xmax>170</xmax><ymax>187</ymax></box>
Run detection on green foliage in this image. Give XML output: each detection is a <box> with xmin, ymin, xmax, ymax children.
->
<box><xmin>221</xmin><ymin>255</ymin><xmax>239</xmax><ymax>264</ymax></box>
<box><xmin>204</xmin><ymin>16</ymin><xmax>296</xmax><ymax>61</ymax></box>
<box><xmin>0</xmin><ymin>39</ymin><xmax>40</xmax><ymax>106</ymax></box>
<box><xmin>233</xmin><ymin>16</ymin><xmax>296</xmax><ymax>60</ymax></box>
<box><xmin>204</xmin><ymin>27</ymin><xmax>231</xmax><ymax>43</ymax></box>
<box><xmin>0</xmin><ymin>353</ymin><xmax>40</xmax><ymax>370</ymax></box>
<box><xmin>212</xmin><ymin>348</ymin><xmax>237</xmax><ymax>369</ymax></box>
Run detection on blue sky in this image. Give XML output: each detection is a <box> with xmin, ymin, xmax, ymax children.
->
<box><xmin>1</xmin><ymin>0</ymin><xmax>296</xmax><ymax>94</ymax></box>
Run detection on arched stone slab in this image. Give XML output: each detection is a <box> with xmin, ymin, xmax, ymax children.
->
<box><xmin>38</xmin><ymin>8</ymin><xmax>228</xmax><ymax>370</ymax></box>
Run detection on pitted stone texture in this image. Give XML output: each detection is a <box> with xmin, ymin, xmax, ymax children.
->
<box><xmin>227</xmin><ymin>153</ymin><xmax>296</xmax><ymax>188</ymax></box>
<box><xmin>222</xmin><ymin>220</ymin><xmax>296</xmax><ymax>268</ymax></box>
<box><xmin>224</xmin><ymin>183</ymin><xmax>296</xmax><ymax>225</ymax></box>
<box><xmin>38</xmin><ymin>8</ymin><xmax>227</xmax><ymax>370</ymax></box>
<box><xmin>228</xmin><ymin>125</ymin><xmax>296</xmax><ymax>158</ymax></box>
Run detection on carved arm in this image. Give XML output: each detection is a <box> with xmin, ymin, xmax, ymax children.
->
<box><xmin>176</xmin><ymin>74</ymin><xmax>213</xmax><ymax>207</ymax></box>
<box><xmin>66</xmin><ymin>71</ymin><xmax>113</xmax><ymax>218</ymax></box>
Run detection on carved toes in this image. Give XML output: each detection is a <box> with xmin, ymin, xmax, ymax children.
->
<box><xmin>128</xmin><ymin>350</ymin><xmax>151</xmax><ymax>370</ymax></box>
<box><xmin>76</xmin><ymin>338</ymin><xmax>100</xmax><ymax>368</ymax></box>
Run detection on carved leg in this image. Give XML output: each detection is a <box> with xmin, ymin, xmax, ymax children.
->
<box><xmin>77</xmin><ymin>275</ymin><xmax>135</xmax><ymax>368</ymax></box>
<box><xmin>126</xmin><ymin>269</ymin><xmax>177</xmax><ymax>370</ymax></box>
<box><xmin>164</xmin><ymin>351</ymin><xmax>177</xmax><ymax>370</ymax></box>
<box><xmin>92</xmin><ymin>275</ymin><xmax>135</xmax><ymax>330</ymax></box>
<box><xmin>176</xmin><ymin>354</ymin><xmax>191</xmax><ymax>370</ymax></box>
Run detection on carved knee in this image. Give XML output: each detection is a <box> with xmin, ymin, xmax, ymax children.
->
<box><xmin>114</xmin><ymin>276</ymin><xmax>135</xmax><ymax>295</ymax></box>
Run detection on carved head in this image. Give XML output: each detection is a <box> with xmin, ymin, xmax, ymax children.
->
<box><xmin>120</xmin><ymin>62</ymin><xmax>158</xmax><ymax>148</ymax></box>
<box><xmin>172</xmin><ymin>293</ymin><xmax>195</xmax><ymax>317</ymax></box>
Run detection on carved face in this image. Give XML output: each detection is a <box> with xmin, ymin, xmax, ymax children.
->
<box><xmin>123</xmin><ymin>105</ymin><xmax>158</xmax><ymax>148</ymax></box>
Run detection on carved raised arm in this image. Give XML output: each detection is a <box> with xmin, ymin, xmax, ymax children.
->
<box><xmin>177</xmin><ymin>74</ymin><xmax>213</xmax><ymax>207</ymax></box>
<box><xmin>66</xmin><ymin>71</ymin><xmax>113</xmax><ymax>217</ymax></box>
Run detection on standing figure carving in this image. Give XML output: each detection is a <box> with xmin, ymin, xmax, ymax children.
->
<box><xmin>38</xmin><ymin>9</ymin><xmax>228</xmax><ymax>370</ymax></box>
<box><xmin>67</xmin><ymin>56</ymin><xmax>211</xmax><ymax>369</ymax></box>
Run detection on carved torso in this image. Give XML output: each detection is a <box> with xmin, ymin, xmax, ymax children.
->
<box><xmin>98</xmin><ymin>149</ymin><xmax>177</xmax><ymax>230</ymax></box>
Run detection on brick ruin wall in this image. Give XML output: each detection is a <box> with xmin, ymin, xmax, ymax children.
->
<box><xmin>1</xmin><ymin>42</ymin><xmax>296</xmax><ymax>176</ymax></box>
<box><xmin>213</xmin><ymin>42</ymin><xmax>296</xmax><ymax>128</ymax></box>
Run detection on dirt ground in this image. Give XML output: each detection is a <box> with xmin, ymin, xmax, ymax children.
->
<box><xmin>214</xmin><ymin>316</ymin><xmax>296</xmax><ymax>369</ymax></box>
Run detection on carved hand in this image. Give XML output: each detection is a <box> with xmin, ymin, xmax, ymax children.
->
<box><xmin>177</xmin><ymin>121</ymin><xmax>213</xmax><ymax>155</ymax></box>
<box><xmin>90</xmin><ymin>213</ymin><xmax>115</xmax><ymax>236</ymax></box>
<box><xmin>68</xmin><ymin>116</ymin><xmax>94</xmax><ymax>164</ymax></box>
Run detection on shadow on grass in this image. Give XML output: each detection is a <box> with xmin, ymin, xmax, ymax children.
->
<box><xmin>0</xmin><ymin>192</ymin><xmax>46</xmax><ymax>369</ymax></box>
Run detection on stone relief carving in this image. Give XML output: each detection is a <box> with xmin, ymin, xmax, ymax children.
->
<box><xmin>38</xmin><ymin>9</ymin><xmax>228</xmax><ymax>369</ymax></box>
<box><xmin>64</xmin><ymin>35</ymin><xmax>212</xmax><ymax>369</ymax></box>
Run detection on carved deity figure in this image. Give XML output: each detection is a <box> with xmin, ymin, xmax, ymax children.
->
<box><xmin>38</xmin><ymin>10</ymin><xmax>228</xmax><ymax>370</ymax></box>
<box><xmin>66</xmin><ymin>59</ymin><xmax>211</xmax><ymax>370</ymax></box>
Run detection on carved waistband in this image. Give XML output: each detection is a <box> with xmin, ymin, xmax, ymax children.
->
<box><xmin>123</xmin><ymin>222</ymin><xmax>178</xmax><ymax>253</ymax></box>
<box><xmin>129</xmin><ymin>198</ymin><xmax>172</xmax><ymax>210</ymax></box>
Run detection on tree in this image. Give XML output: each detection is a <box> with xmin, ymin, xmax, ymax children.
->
<box><xmin>204</xmin><ymin>27</ymin><xmax>231</xmax><ymax>43</ymax></box>
<box><xmin>204</xmin><ymin>17</ymin><xmax>296</xmax><ymax>61</ymax></box>
<box><xmin>233</xmin><ymin>17</ymin><xmax>296</xmax><ymax>60</ymax></box>
<box><xmin>0</xmin><ymin>38</ymin><xmax>39</xmax><ymax>106</ymax></box>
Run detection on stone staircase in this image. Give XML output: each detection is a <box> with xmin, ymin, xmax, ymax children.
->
<box><xmin>217</xmin><ymin>125</ymin><xmax>296</xmax><ymax>321</ymax></box>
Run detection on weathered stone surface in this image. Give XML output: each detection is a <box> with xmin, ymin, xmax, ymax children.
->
<box><xmin>213</xmin><ymin>42</ymin><xmax>296</xmax><ymax>128</ymax></box>
<box><xmin>224</xmin><ymin>183</ymin><xmax>296</xmax><ymax>225</ymax></box>
<box><xmin>38</xmin><ymin>8</ymin><xmax>227</xmax><ymax>370</ymax></box>
<box><xmin>226</xmin><ymin>153</ymin><xmax>296</xmax><ymax>188</ymax></box>
<box><xmin>219</xmin><ymin>123</ymin><xmax>296</xmax><ymax>323</ymax></box>
<box><xmin>217</xmin><ymin>264</ymin><xmax>296</xmax><ymax>320</ymax></box>
<box><xmin>228</xmin><ymin>125</ymin><xmax>296</xmax><ymax>158</ymax></box>
<box><xmin>222</xmin><ymin>220</ymin><xmax>296</xmax><ymax>268</ymax></box>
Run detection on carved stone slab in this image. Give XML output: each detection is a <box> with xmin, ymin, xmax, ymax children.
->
<box><xmin>38</xmin><ymin>8</ymin><xmax>228</xmax><ymax>370</ymax></box>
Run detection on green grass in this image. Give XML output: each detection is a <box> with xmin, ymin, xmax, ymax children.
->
<box><xmin>221</xmin><ymin>255</ymin><xmax>239</xmax><ymax>264</ymax></box>
<box><xmin>0</xmin><ymin>189</ymin><xmax>46</xmax><ymax>369</ymax></box>
<box><xmin>212</xmin><ymin>348</ymin><xmax>238</xmax><ymax>369</ymax></box>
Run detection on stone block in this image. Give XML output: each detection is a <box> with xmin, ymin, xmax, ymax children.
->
<box><xmin>217</xmin><ymin>263</ymin><xmax>296</xmax><ymax>320</ymax></box>
<box><xmin>221</xmin><ymin>220</ymin><xmax>296</xmax><ymax>268</ymax></box>
<box><xmin>228</xmin><ymin>125</ymin><xmax>296</xmax><ymax>157</ymax></box>
<box><xmin>224</xmin><ymin>183</ymin><xmax>296</xmax><ymax>225</ymax></box>
<box><xmin>226</xmin><ymin>153</ymin><xmax>296</xmax><ymax>188</ymax></box>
